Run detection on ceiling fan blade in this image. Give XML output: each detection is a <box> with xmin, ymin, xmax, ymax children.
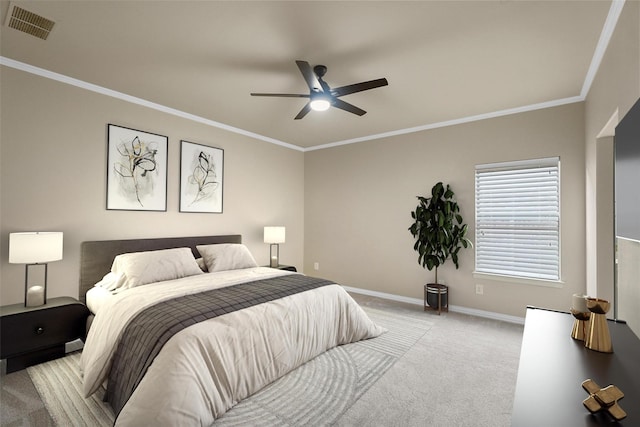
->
<box><xmin>251</xmin><ymin>93</ymin><xmax>310</xmax><ymax>98</ymax></box>
<box><xmin>296</xmin><ymin>60</ymin><xmax>322</xmax><ymax>92</ymax></box>
<box><xmin>294</xmin><ymin>103</ymin><xmax>312</xmax><ymax>120</ymax></box>
<box><xmin>332</xmin><ymin>98</ymin><xmax>367</xmax><ymax>116</ymax></box>
<box><xmin>331</xmin><ymin>78</ymin><xmax>388</xmax><ymax>97</ymax></box>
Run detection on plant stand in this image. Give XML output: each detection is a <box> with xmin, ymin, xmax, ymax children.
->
<box><xmin>424</xmin><ymin>283</ymin><xmax>448</xmax><ymax>315</ymax></box>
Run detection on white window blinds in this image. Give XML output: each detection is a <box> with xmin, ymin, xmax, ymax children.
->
<box><xmin>475</xmin><ymin>157</ymin><xmax>560</xmax><ymax>281</ymax></box>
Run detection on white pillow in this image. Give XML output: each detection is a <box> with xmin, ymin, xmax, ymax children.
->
<box><xmin>111</xmin><ymin>247</ymin><xmax>203</xmax><ymax>289</ymax></box>
<box><xmin>196</xmin><ymin>243</ymin><xmax>258</xmax><ymax>272</ymax></box>
<box><xmin>95</xmin><ymin>271</ymin><xmax>126</xmax><ymax>291</ymax></box>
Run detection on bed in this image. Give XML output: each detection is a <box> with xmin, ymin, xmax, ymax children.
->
<box><xmin>78</xmin><ymin>235</ymin><xmax>385</xmax><ymax>426</ymax></box>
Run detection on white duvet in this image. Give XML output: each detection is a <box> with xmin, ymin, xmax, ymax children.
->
<box><xmin>80</xmin><ymin>267</ymin><xmax>385</xmax><ymax>426</ymax></box>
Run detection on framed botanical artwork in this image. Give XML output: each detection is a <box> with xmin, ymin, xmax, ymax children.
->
<box><xmin>106</xmin><ymin>124</ymin><xmax>168</xmax><ymax>211</ymax></box>
<box><xmin>179</xmin><ymin>140</ymin><xmax>224</xmax><ymax>213</ymax></box>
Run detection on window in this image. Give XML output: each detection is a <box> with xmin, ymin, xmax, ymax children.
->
<box><xmin>475</xmin><ymin>157</ymin><xmax>560</xmax><ymax>282</ymax></box>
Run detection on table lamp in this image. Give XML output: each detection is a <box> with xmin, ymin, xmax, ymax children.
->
<box><xmin>9</xmin><ymin>232</ymin><xmax>63</xmax><ymax>307</ymax></box>
<box><xmin>264</xmin><ymin>226</ymin><xmax>285</xmax><ymax>268</ymax></box>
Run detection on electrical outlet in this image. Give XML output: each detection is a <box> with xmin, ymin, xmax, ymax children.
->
<box><xmin>314</xmin><ymin>262</ymin><xmax>319</xmax><ymax>270</ymax></box>
<box><xmin>475</xmin><ymin>284</ymin><xmax>484</xmax><ymax>295</ymax></box>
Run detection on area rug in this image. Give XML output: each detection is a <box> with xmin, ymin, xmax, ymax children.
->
<box><xmin>27</xmin><ymin>306</ymin><xmax>435</xmax><ymax>426</ymax></box>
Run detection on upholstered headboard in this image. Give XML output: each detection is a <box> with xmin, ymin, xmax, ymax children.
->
<box><xmin>79</xmin><ymin>234</ymin><xmax>242</xmax><ymax>303</ymax></box>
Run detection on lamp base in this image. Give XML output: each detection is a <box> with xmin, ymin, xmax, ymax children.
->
<box><xmin>24</xmin><ymin>264</ymin><xmax>47</xmax><ymax>307</ymax></box>
<box><xmin>269</xmin><ymin>244</ymin><xmax>279</xmax><ymax>268</ymax></box>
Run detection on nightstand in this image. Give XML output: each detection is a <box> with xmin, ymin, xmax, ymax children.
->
<box><xmin>264</xmin><ymin>264</ymin><xmax>297</xmax><ymax>272</ymax></box>
<box><xmin>0</xmin><ymin>296</ymin><xmax>89</xmax><ymax>373</ymax></box>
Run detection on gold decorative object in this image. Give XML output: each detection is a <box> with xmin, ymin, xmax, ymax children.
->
<box><xmin>582</xmin><ymin>379</ymin><xmax>626</xmax><ymax>421</ymax></box>
<box><xmin>585</xmin><ymin>298</ymin><xmax>613</xmax><ymax>353</ymax></box>
<box><xmin>570</xmin><ymin>308</ymin><xmax>590</xmax><ymax>341</ymax></box>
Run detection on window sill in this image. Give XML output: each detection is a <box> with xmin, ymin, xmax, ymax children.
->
<box><xmin>472</xmin><ymin>272</ymin><xmax>564</xmax><ymax>288</ymax></box>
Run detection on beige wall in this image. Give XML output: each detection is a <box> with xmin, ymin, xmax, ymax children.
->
<box><xmin>304</xmin><ymin>103</ymin><xmax>586</xmax><ymax>319</ymax></box>
<box><xmin>0</xmin><ymin>67</ymin><xmax>305</xmax><ymax>305</ymax></box>
<box><xmin>1</xmin><ymin>2</ymin><xmax>637</xmax><ymax>325</ymax></box>
<box><xmin>584</xmin><ymin>0</ymin><xmax>639</xmax><ymax>329</ymax></box>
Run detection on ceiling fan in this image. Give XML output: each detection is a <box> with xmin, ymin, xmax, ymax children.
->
<box><xmin>251</xmin><ymin>60</ymin><xmax>388</xmax><ymax>120</ymax></box>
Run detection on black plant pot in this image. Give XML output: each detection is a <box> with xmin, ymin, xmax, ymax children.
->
<box><xmin>426</xmin><ymin>283</ymin><xmax>448</xmax><ymax>309</ymax></box>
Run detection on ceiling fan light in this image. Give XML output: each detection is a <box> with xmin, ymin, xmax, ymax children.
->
<box><xmin>310</xmin><ymin>98</ymin><xmax>331</xmax><ymax>111</ymax></box>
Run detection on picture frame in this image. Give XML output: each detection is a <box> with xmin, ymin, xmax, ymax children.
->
<box><xmin>106</xmin><ymin>124</ymin><xmax>168</xmax><ymax>211</ymax></box>
<box><xmin>179</xmin><ymin>140</ymin><xmax>224</xmax><ymax>213</ymax></box>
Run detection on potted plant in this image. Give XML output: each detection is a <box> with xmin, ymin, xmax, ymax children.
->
<box><xmin>408</xmin><ymin>182</ymin><xmax>472</xmax><ymax>310</ymax></box>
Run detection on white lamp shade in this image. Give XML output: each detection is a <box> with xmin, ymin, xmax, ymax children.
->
<box><xmin>264</xmin><ymin>226</ymin><xmax>285</xmax><ymax>244</ymax></box>
<box><xmin>9</xmin><ymin>232</ymin><xmax>64</xmax><ymax>264</ymax></box>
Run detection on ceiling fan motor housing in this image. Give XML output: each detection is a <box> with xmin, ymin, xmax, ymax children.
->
<box><xmin>313</xmin><ymin>65</ymin><xmax>327</xmax><ymax>78</ymax></box>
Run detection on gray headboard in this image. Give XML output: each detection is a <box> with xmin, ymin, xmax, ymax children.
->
<box><xmin>79</xmin><ymin>234</ymin><xmax>242</xmax><ymax>303</ymax></box>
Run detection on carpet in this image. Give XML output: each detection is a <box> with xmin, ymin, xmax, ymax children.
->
<box><xmin>27</xmin><ymin>354</ymin><xmax>113</xmax><ymax>426</ymax></box>
<box><xmin>27</xmin><ymin>306</ymin><xmax>435</xmax><ymax>426</ymax></box>
<box><xmin>334</xmin><ymin>310</ymin><xmax>524</xmax><ymax>427</ymax></box>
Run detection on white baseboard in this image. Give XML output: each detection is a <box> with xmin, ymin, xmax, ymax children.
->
<box><xmin>343</xmin><ymin>285</ymin><xmax>525</xmax><ymax>325</ymax></box>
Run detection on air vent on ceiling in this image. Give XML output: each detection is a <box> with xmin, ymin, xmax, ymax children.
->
<box><xmin>5</xmin><ymin>3</ymin><xmax>55</xmax><ymax>40</ymax></box>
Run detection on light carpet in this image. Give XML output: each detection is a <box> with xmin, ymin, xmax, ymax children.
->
<box><xmin>27</xmin><ymin>306</ymin><xmax>435</xmax><ymax>426</ymax></box>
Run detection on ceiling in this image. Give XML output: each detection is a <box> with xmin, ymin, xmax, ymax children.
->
<box><xmin>0</xmin><ymin>1</ymin><xmax>614</xmax><ymax>150</ymax></box>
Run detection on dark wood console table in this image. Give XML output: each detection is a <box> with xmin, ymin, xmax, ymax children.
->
<box><xmin>512</xmin><ymin>307</ymin><xmax>640</xmax><ymax>426</ymax></box>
